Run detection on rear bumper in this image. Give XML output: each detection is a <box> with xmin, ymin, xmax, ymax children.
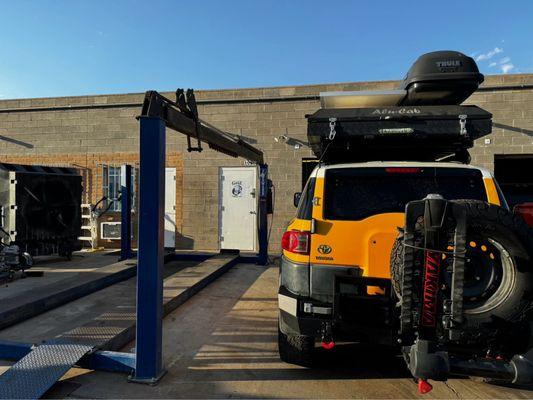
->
<box><xmin>278</xmin><ymin>285</ymin><xmax>328</xmax><ymax>338</ymax></box>
<box><xmin>280</xmin><ymin>255</ymin><xmax>363</xmax><ymax>303</ymax></box>
<box><xmin>278</xmin><ymin>274</ymin><xmax>397</xmax><ymax>345</ymax></box>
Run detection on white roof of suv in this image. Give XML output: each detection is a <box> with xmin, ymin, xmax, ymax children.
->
<box><xmin>313</xmin><ymin>161</ymin><xmax>492</xmax><ymax>179</ymax></box>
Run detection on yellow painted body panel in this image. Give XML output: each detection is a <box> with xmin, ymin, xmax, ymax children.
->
<box><xmin>309</xmin><ymin>177</ymin><xmax>401</xmax><ymax>278</ymax></box>
<box><xmin>484</xmin><ymin>178</ymin><xmax>501</xmax><ymax>206</ymax></box>
<box><xmin>283</xmin><ymin>173</ymin><xmax>501</xmax><ymax>280</ymax></box>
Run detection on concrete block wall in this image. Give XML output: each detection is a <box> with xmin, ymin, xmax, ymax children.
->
<box><xmin>464</xmin><ymin>75</ymin><xmax>533</xmax><ymax>170</ymax></box>
<box><xmin>0</xmin><ymin>74</ymin><xmax>532</xmax><ymax>252</ymax></box>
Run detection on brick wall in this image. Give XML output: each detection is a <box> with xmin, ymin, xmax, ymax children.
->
<box><xmin>0</xmin><ymin>74</ymin><xmax>532</xmax><ymax>252</ymax></box>
<box><xmin>464</xmin><ymin>77</ymin><xmax>533</xmax><ymax>170</ymax></box>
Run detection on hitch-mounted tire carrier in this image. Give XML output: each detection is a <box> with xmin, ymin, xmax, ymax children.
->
<box><xmin>400</xmin><ymin>196</ymin><xmax>533</xmax><ymax>385</ymax></box>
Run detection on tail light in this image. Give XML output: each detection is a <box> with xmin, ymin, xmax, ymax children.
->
<box><xmin>514</xmin><ymin>203</ymin><xmax>533</xmax><ymax>227</ymax></box>
<box><xmin>385</xmin><ymin>167</ymin><xmax>422</xmax><ymax>174</ymax></box>
<box><xmin>281</xmin><ymin>230</ymin><xmax>310</xmax><ymax>255</ymax></box>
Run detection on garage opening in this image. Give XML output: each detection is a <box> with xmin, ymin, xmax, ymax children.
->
<box><xmin>301</xmin><ymin>158</ymin><xmax>319</xmax><ymax>189</ymax></box>
<box><xmin>494</xmin><ymin>154</ymin><xmax>533</xmax><ymax>209</ymax></box>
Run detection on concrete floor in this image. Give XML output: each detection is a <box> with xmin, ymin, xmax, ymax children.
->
<box><xmin>34</xmin><ymin>263</ymin><xmax>533</xmax><ymax>399</ymax></box>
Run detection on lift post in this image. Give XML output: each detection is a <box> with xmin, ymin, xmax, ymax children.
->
<box><xmin>120</xmin><ymin>164</ymin><xmax>133</xmax><ymax>261</ymax></box>
<box><xmin>132</xmin><ymin>89</ymin><xmax>269</xmax><ymax>384</ymax></box>
<box><xmin>130</xmin><ymin>117</ymin><xmax>166</xmax><ymax>383</ymax></box>
<box><xmin>258</xmin><ymin>164</ymin><xmax>269</xmax><ymax>265</ymax></box>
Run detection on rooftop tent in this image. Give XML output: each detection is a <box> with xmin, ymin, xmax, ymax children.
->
<box><xmin>306</xmin><ymin>105</ymin><xmax>492</xmax><ymax>163</ymax></box>
<box><xmin>307</xmin><ymin>51</ymin><xmax>490</xmax><ymax>163</ymax></box>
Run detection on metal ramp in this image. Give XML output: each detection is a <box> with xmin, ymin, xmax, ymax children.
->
<box><xmin>0</xmin><ymin>342</ymin><xmax>93</xmax><ymax>400</ymax></box>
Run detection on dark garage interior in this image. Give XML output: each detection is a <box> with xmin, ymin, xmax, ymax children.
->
<box><xmin>494</xmin><ymin>154</ymin><xmax>533</xmax><ymax>209</ymax></box>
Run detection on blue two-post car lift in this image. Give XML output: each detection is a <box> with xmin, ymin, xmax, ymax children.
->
<box><xmin>132</xmin><ymin>89</ymin><xmax>269</xmax><ymax>382</ymax></box>
<box><xmin>0</xmin><ymin>89</ymin><xmax>269</xmax><ymax>398</ymax></box>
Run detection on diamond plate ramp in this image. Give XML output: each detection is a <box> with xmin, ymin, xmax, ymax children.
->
<box><xmin>0</xmin><ymin>343</ymin><xmax>93</xmax><ymax>400</ymax></box>
<box><xmin>0</xmin><ymin>254</ymin><xmax>239</xmax><ymax>399</ymax></box>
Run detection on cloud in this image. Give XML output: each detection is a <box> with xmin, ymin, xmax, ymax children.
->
<box><xmin>475</xmin><ymin>46</ymin><xmax>517</xmax><ymax>74</ymax></box>
<box><xmin>499</xmin><ymin>56</ymin><xmax>511</xmax><ymax>64</ymax></box>
<box><xmin>475</xmin><ymin>47</ymin><xmax>503</xmax><ymax>62</ymax></box>
<box><xmin>501</xmin><ymin>63</ymin><xmax>515</xmax><ymax>74</ymax></box>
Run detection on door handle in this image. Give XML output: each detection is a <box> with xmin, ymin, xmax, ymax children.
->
<box><xmin>249</xmin><ymin>211</ymin><xmax>257</xmax><ymax>214</ymax></box>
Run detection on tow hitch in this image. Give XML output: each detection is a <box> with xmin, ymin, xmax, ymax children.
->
<box><xmin>449</xmin><ymin>352</ymin><xmax>533</xmax><ymax>384</ymax></box>
<box><xmin>320</xmin><ymin>321</ymin><xmax>335</xmax><ymax>350</ymax></box>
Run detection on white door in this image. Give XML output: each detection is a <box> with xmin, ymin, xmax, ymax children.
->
<box><xmin>164</xmin><ymin>168</ymin><xmax>176</xmax><ymax>248</ymax></box>
<box><xmin>219</xmin><ymin>166</ymin><xmax>258</xmax><ymax>251</ymax></box>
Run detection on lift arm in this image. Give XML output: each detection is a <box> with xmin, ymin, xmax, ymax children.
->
<box><xmin>133</xmin><ymin>90</ymin><xmax>269</xmax><ymax>383</ymax></box>
<box><xmin>140</xmin><ymin>90</ymin><xmax>264</xmax><ymax>164</ymax></box>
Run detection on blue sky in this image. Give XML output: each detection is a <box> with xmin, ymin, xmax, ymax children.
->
<box><xmin>0</xmin><ymin>0</ymin><xmax>532</xmax><ymax>99</ymax></box>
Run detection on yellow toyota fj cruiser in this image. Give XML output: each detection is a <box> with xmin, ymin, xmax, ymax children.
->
<box><xmin>278</xmin><ymin>51</ymin><xmax>533</xmax><ymax>392</ymax></box>
<box><xmin>280</xmin><ymin>162</ymin><xmax>506</xmax><ymax>350</ymax></box>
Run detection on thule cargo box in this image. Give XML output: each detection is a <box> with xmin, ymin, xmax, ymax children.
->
<box><xmin>399</xmin><ymin>51</ymin><xmax>484</xmax><ymax>106</ymax></box>
<box><xmin>306</xmin><ymin>105</ymin><xmax>491</xmax><ymax>162</ymax></box>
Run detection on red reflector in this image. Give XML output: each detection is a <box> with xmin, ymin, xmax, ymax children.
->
<box><xmin>321</xmin><ymin>341</ymin><xmax>335</xmax><ymax>350</ymax></box>
<box><xmin>514</xmin><ymin>203</ymin><xmax>533</xmax><ymax>227</ymax></box>
<box><xmin>385</xmin><ymin>167</ymin><xmax>422</xmax><ymax>174</ymax></box>
<box><xmin>281</xmin><ymin>230</ymin><xmax>310</xmax><ymax>255</ymax></box>
<box><xmin>418</xmin><ymin>379</ymin><xmax>433</xmax><ymax>394</ymax></box>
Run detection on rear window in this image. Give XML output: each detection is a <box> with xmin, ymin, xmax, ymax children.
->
<box><xmin>297</xmin><ymin>178</ymin><xmax>316</xmax><ymax>220</ymax></box>
<box><xmin>324</xmin><ymin>167</ymin><xmax>487</xmax><ymax>221</ymax></box>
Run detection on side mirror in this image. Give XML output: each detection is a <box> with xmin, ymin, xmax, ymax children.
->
<box><xmin>514</xmin><ymin>203</ymin><xmax>533</xmax><ymax>227</ymax></box>
<box><xmin>293</xmin><ymin>192</ymin><xmax>302</xmax><ymax>208</ymax></box>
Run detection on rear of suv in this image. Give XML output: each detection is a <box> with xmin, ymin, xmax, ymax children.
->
<box><xmin>278</xmin><ymin>161</ymin><xmax>507</xmax><ymax>365</ymax></box>
<box><xmin>279</xmin><ymin>50</ymin><xmax>533</xmax><ymax>388</ymax></box>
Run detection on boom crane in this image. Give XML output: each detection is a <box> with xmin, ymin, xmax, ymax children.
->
<box><xmin>132</xmin><ymin>89</ymin><xmax>269</xmax><ymax>384</ymax></box>
<box><xmin>140</xmin><ymin>89</ymin><xmax>264</xmax><ymax>163</ymax></box>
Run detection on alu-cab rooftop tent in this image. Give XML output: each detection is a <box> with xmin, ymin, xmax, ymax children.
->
<box><xmin>307</xmin><ymin>51</ymin><xmax>491</xmax><ymax>163</ymax></box>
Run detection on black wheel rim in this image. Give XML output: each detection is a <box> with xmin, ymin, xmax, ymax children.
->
<box><xmin>442</xmin><ymin>236</ymin><xmax>515</xmax><ymax>313</ymax></box>
<box><xmin>462</xmin><ymin>238</ymin><xmax>503</xmax><ymax>309</ymax></box>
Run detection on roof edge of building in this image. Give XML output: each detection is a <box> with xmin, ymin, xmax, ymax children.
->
<box><xmin>0</xmin><ymin>73</ymin><xmax>532</xmax><ymax>111</ymax></box>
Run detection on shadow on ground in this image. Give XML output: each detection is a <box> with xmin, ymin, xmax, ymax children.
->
<box><xmin>46</xmin><ymin>265</ymin><xmax>533</xmax><ymax>399</ymax></box>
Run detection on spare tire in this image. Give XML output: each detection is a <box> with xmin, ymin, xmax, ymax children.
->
<box><xmin>390</xmin><ymin>200</ymin><xmax>533</xmax><ymax>329</ymax></box>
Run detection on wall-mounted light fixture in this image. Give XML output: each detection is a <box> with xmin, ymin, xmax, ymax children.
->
<box><xmin>273</xmin><ymin>133</ymin><xmax>307</xmax><ymax>150</ymax></box>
